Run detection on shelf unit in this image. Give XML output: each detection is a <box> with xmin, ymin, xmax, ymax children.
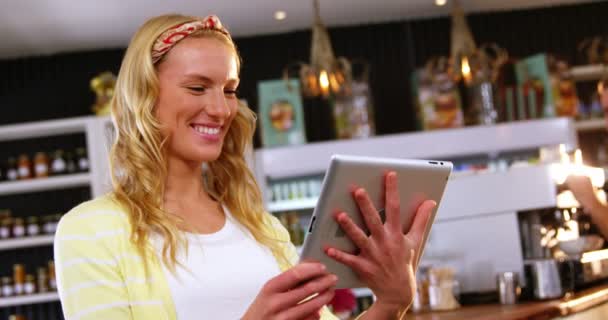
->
<box><xmin>0</xmin><ymin>116</ymin><xmax>113</xmax><ymax>313</ymax></box>
<box><xmin>0</xmin><ymin>235</ymin><xmax>55</xmax><ymax>252</ymax></box>
<box><xmin>0</xmin><ymin>292</ymin><xmax>59</xmax><ymax>308</ymax></box>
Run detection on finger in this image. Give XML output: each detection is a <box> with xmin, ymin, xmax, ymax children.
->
<box><xmin>326</xmin><ymin>247</ymin><xmax>368</xmax><ymax>273</ymax></box>
<box><xmin>384</xmin><ymin>171</ymin><xmax>402</xmax><ymax>233</ymax></box>
<box><xmin>280</xmin><ymin>289</ymin><xmax>335</xmax><ymax>320</ymax></box>
<box><xmin>265</xmin><ymin>262</ymin><xmax>328</xmax><ymax>293</ymax></box>
<box><xmin>335</xmin><ymin>212</ymin><xmax>370</xmax><ymax>251</ymax></box>
<box><xmin>406</xmin><ymin>200</ymin><xmax>437</xmax><ymax>244</ymax></box>
<box><xmin>353</xmin><ymin>188</ymin><xmax>384</xmax><ymax>236</ymax></box>
<box><xmin>274</xmin><ymin>274</ymin><xmax>338</xmax><ymax>312</ymax></box>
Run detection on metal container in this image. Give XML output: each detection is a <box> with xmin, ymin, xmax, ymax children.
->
<box><xmin>497</xmin><ymin>272</ymin><xmax>519</xmax><ymax>304</ymax></box>
<box><xmin>525</xmin><ymin>259</ymin><xmax>566</xmax><ymax>300</ymax></box>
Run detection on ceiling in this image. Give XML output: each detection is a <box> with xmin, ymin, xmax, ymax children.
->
<box><xmin>0</xmin><ymin>0</ymin><xmax>599</xmax><ymax>59</ymax></box>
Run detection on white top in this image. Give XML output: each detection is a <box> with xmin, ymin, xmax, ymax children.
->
<box><xmin>153</xmin><ymin>208</ymin><xmax>282</xmax><ymax>319</ymax></box>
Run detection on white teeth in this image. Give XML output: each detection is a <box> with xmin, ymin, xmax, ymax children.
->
<box><xmin>193</xmin><ymin>125</ymin><xmax>220</xmax><ymax>135</ymax></box>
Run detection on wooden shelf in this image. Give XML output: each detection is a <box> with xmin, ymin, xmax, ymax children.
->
<box><xmin>0</xmin><ymin>292</ymin><xmax>59</xmax><ymax>308</ymax></box>
<box><xmin>0</xmin><ymin>235</ymin><xmax>54</xmax><ymax>252</ymax></box>
<box><xmin>0</xmin><ymin>173</ymin><xmax>91</xmax><ymax>196</ymax></box>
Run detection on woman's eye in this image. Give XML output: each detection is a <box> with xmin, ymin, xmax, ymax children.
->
<box><xmin>187</xmin><ymin>87</ymin><xmax>206</xmax><ymax>93</ymax></box>
<box><xmin>225</xmin><ymin>89</ymin><xmax>239</xmax><ymax>97</ymax></box>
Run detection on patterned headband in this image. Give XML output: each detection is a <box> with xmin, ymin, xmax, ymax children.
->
<box><xmin>151</xmin><ymin>15</ymin><xmax>231</xmax><ymax>64</ymax></box>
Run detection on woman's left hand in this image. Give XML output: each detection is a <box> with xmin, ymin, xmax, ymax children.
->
<box><xmin>324</xmin><ymin>171</ymin><xmax>436</xmax><ymax>311</ymax></box>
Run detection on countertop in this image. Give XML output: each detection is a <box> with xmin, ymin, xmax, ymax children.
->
<box><xmin>407</xmin><ymin>283</ymin><xmax>608</xmax><ymax>320</ymax></box>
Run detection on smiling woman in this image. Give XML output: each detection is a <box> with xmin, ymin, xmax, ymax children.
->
<box><xmin>52</xmin><ymin>13</ymin><xmax>432</xmax><ymax>320</ymax></box>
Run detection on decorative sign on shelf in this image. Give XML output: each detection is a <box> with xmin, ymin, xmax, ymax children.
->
<box><xmin>257</xmin><ymin>79</ymin><xmax>307</xmax><ymax>148</ymax></box>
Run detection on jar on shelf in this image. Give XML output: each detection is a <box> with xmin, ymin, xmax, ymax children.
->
<box><xmin>42</xmin><ymin>216</ymin><xmax>54</xmax><ymax>234</ymax></box>
<box><xmin>9</xmin><ymin>315</ymin><xmax>26</xmax><ymax>320</ymax></box>
<box><xmin>0</xmin><ymin>216</ymin><xmax>12</xmax><ymax>239</ymax></box>
<box><xmin>26</xmin><ymin>216</ymin><xmax>40</xmax><ymax>236</ymax></box>
<box><xmin>33</xmin><ymin>152</ymin><xmax>50</xmax><ymax>178</ymax></box>
<box><xmin>12</xmin><ymin>218</ymin><xmax>25</xmax><ymax>237</ymax></box>
<box><xmin>24</xmin><ymin>274</ymin><xmax>36</xmax><ymax>295</ymax></box>
<box><xmin>287</xmin><ymin>212</ymin><xmax>304</xmax><ymax>246</ymax></box>
<box><xmin>1</xmin><ymin>277</ymin><xmax>14</xmax><ymax>297</ymax></box>
<box><xmin>13</xmin><ymin>264</ymin><xmax>25</xmax><ymax>295</ymax></box>
<box><xmin>37</xmin><ymin>267</ymin><xmax>49</xmax><ymax>293</ymax></box>
<box><xmin>17</xmin><ymin>154</ymin><xmax>32</xmax><ymax>180</ymax></box>
<box><xmin>77</xmin><ymin>148</ymin><xmax>89</xmax><ymax>172</ymax></box>
<box><xmin>6</xmin><ymin>157</ymin><xmax>19</xmax><ymax>181</ymax></box>
<box><xmin>48</xmin><ymin>260</ymin><xmax>57</xmax><ymax>291</ymax></box>
<box><xmin>66</xmin><ymin>151</ymin><xmax>77</xmax><ymax>174</ymax></box>
<box><xmin>51</xmin><ymin>150</ymin><xmax>67</xmax><ymax>175</ymax></box>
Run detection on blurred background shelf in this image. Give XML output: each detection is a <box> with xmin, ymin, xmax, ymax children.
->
<box><xmin>268</xmin><ymin>198</ymin><xmax>318</xmax><ymax>213</ymax></box>
<box><xmin>352</xmin><ymin>288</ymin><xmax>373</xmax><ymax>298</ymax></box>
<box><xmin>0</xmin><ymin>173</ymin><xmax>91</xmax><ymax>196</ymax></box>
<box><xmin>0</xmin><ymin>292</ymin><xmax>59</xmax><ymax>308</ymax></box>
<box><xmin>575</xmin><ymin>118</ymin><xmax>605</xmax><ymax>132</ymax></box>
<box><xmin>0</xmin><ymin>235</ymin><xmax>55</xmax><ymax>252</ymax></box>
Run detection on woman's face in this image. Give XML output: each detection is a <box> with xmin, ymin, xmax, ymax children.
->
<box><xmin>155</xmin><ymin>36</ymin><xmax>239</xmax><ymax>165</ymax></box>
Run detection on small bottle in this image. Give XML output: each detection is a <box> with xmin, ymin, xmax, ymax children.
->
<box><xmin>12</xmin><ymin>218</ymin><xmax>25</xmax><ymax>237</ymax></box>
<box><xmin>6</xmin><ymin>157</ymin><xmax>19</xmax><ymax>181</ymax></box>
<box><xmin>17</xmin><ymin>154</ymin><xmax>32</xmax><ymax>180</ymax></box>
<box><xmin>33</xmin><ymin>152</ymin><xmax>50</xmax><ymax>178</ymax></box>
<box><xmin>287</xmin><ymin>212</ymin><xmax>304</xmax><ymax>246</ymax></box>
<box><xmin>65</xmin><ymin>152</ymin><xmax>77</xmax><ymax>174</ymax></box>
<box><xmin>37</xmin><ymin>267</ymin><xmax>49</xmax><ymax>293</ymax></box>
<box><xmin>26</xmin><ymin>216</ymin><xmax>40</xmax><ymax>236</ymax></box>
<box><xmin>1</xmin><ymin>277</ymin><xmax>14</xmax><ymax>297</ymax></box>
<box><xmin>24</xmin><ymin>274</ymin><xmax>36</xmax><ymax>295</ymax></box>
<box><xmin>42</xmin><ymin>216</ymin><xmax>54</xmax><ymax>234</ymax></box>
<box><xmin>76</xmin><ymin>148</ymin><xmax>90</xmax><ymax>172</ymax></box>
<box><xmin>48</xmin><ymin>260</ymin><xmax>57</xmax><ymax>291</ymax></box>
<box><xmin>50</xmin><ymin>214</ymin><xmax>62</xmax><ymax>233</ymax></box>
<box><xmin>0</xmin><ymin>217</ymin><xmax>12</xmax><ymax>239</ymax></box>
<box><xmin>13</xmin><ymin>264</ymin><xmax>25</xmax><ymax>295</ymax></box>
<box><xmin>51</xmin><ymin>150</ymin><xmax>67</xmax><ymax>175</ymax></box>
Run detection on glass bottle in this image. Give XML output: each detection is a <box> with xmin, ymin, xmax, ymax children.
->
<box><xmin>26</xmin><ymin>216</ymin><xmax>40</xmax><ymax>236</ymax></box>
<box><xmin>51</xmin><ymin>150</ymin><xmax>67</xmax><ymax>175</ymax></box>
<box><xmin>17</xmin><ymin>154</ymin><xmax>32</xmax><ymax>180</ymax></box>
<box><xmin>6</xmin><ymin>157</ymin><xmax>19</xmax><ymax>181</ymax></box>
<box><xmin>13</xmin><ymin>264</ymin><xmax>25</xmax><ymax>295</ymax></box>
<box><xmin>66</xmin><ymin>151</ymin><xmax>77</xmax><ymax>174</ymax></box>
<box><xmin>12</xmin><ymin>218</ymin><xmax>25</xmax><ymax>237</ymax></box>
<box><xmin>33</xmin><ymin>152</ymin><xmax>50</xmax><ymax>178</ymax></box>
<box><xmin>1</xmin><ymin>277</ymin><xmax>14</xmax><ymax>297</ymax></box>
<box><xmin>48</xmin><ymin>260</ymin><xmax>57</xmax><ymax>291</ymax></box>
<box><xmin>0</xmin><ymin>217</ymin><xmax>11</xmax><ymax>239</ymax></box>
<box><xmin>37</xmin><ymin>267</ymin><xmax>49</xmax><ymax>293</ymax></box>
<box><xmin>24</xmin><ymin>274</ymin><xmax>35</xmax><ymax>295</ymax></box>
<box><xmin>77</xmin><ymin>148</ymin><xmax>90</xmax><ymax>172</ymax></box>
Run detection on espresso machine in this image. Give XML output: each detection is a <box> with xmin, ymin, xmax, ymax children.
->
<box><xmin>518</xmin><ymin>160</ymin><xmax>608</xmax><ymax>300</ymax></box>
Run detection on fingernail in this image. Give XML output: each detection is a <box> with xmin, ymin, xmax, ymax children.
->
<box><xmin>331</xmin><ymin>275</ymin><xmax>338</xmax><ymax>282</ymax></box>
<box><xmin>320</xmin><ymin>264</ymin><xmax>326</xmax><ymax>272</ymax></box>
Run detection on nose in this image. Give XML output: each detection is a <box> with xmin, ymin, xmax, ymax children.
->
<box><xmin>204</xmin><ymin>88</ymin><xmax>231</xmax><ymax>119</ymax></box>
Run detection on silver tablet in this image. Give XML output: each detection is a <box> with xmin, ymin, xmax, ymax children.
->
<box><xmin>299</xmin><ymin>154</ymin><xmax>452</xmax><ymax>288</ymax></box>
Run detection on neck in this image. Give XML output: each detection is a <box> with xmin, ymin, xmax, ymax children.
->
<box><xmin>164</xmin><ymin>155</ymin><xmax>212</xmax><ymax>207</ymax></box>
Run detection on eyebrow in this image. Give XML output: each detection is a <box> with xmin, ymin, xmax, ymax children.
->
<box><xmin>182</xmin><ymin>74</ymin><xmax>239</xmax><ymax>85</ymax></box>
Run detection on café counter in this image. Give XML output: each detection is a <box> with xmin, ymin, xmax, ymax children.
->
<box><xmin>407</xmin><ymin>283</ymin><xmax>608</xmax><ymax>320</ymax></box>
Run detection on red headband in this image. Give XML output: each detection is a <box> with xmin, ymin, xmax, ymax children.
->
<box><xmin>151</xmin><ymin>15</ymin><xmax>231</xmax><ymax>64</ymax></box>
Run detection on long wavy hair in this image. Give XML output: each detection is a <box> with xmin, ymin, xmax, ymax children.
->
<box><xmin>109</xmin><ymin>14</ymin><xmax>287</xmax><ymax>272</ymax></box>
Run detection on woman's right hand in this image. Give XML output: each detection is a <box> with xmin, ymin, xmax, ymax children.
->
<box><xmin>242</xmin><ymin>262</ymin><xmax>337</xmax><ymax>320</ymax></box>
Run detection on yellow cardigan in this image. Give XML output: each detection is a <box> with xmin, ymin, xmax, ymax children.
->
<box><xmin>54</xmin><ymin>195</ymin><xmax>338</xmax><ymax>320</ymax></box>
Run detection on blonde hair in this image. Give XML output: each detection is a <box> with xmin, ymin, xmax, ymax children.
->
<box><xmin>109</xmin><ymin>14</ymin><xmax>287</xmax><ymax>272</ymax></box>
